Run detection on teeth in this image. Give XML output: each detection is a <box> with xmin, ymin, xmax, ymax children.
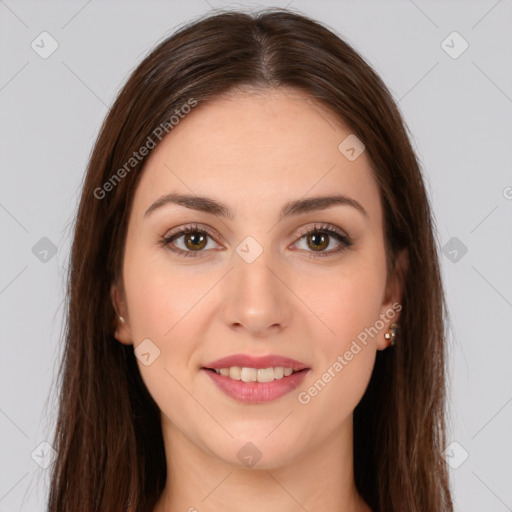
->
<box><xmin>212</xmin><ymin>366</ymin><xmax>299</xmax><ymax>382</ymax></box>
<box><xmin>229</xmin><ymin>366</ymin><xmax>241</xmax><ymax>380</ymax></box>
<box><xmin>257</xmin><ymin>368</ymin><xmax>274</xmax><ymax>383</ymax></box>
<box><xmin>241</xmin><ymin>367</ymin><xmax>257</xmax><ymax>382</ymax></box>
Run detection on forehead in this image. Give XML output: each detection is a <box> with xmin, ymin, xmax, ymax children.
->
<box><xmin>132</xmin><ymin>87</ymin><xmax>382</xmax><ymax>227</ymax></box>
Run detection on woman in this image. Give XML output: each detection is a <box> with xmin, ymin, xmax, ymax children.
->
<box><xmin>47</xmin><ymin>8</ymin><xmax>453</xmax><ymax>512</ymax></box>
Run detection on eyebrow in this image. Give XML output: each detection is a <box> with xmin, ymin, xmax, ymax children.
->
<box><xmin>144</xmin><ymin>192</ymin><xmax>369</xmax><ymax>221</ymax></box>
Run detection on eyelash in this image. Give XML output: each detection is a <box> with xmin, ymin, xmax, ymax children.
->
<box><xmin>159</xmin><ymin>223</ymin><xmax>353</xmax><ymax>259</ymax></box>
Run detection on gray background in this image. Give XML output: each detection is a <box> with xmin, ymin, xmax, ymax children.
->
<box><xmin>1</xmin><ymin>0</ymin><xmax>511</xmax><ymax>510</ymax></box>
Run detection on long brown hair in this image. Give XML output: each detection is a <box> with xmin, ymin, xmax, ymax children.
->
<box><xmin>46</xmin><ymin>8</ymin><xmax>453</xmax><ymax>511</ymax></box>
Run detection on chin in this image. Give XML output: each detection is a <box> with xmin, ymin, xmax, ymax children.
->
<box><xmin>208</xmin><ymin>432</ymin><xmax>303</xmax><ymax>471</ymax></box>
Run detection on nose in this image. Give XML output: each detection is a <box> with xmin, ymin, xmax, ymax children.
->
<box><xmin>220</xmin><ymin>244</ymin><xmax>292</xmax><ymax>338</ymax></box>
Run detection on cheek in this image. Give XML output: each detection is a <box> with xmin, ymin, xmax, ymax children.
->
<box><xmin>293</xmin><ymin>253</ymin><xmax>385</xmax><ymax>410</ymax></box>
<box><xmin>295</xmin><ymin>279</ymin><xmax>380</xmax><ymax>422</ymax></box>
<box><xmin>301</xmin><ymin>254</ymin><xmax>387</xmax><ymax>348</ymax></box>
<box><xmin>122</xmin><ymin>250</ymin><xmax>211</xmax><ymax>416</ymax></box>
<box><xmin>123</xmin><ymin>246</ymin><xmax>214</xmax><ymax>342</ymax></box>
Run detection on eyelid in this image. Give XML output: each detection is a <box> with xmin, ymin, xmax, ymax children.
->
<box><xmin>295</xmin><ymin>222</ymin><xmax>349</xmax><ymax>240</ymax></box>
<box><xmin>162</xmin><ymin>222</ymin><xmax>349</xmax><ymax>242</ymax></box>
<box><xmin>160</xmin><ymin>222</ymin><xmax>353</xmax><ymax>257</ymax></box>
<box><xmin>291</xmin><ymin>223</ymin><xmax>353</xmax><ymax>258</ymax></box>
<box><xmin>162</xmin><ymin>223</ymin><xmax>219</xmax><ymax>241</ymax></box>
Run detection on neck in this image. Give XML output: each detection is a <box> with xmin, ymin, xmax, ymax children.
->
<box><xmin>153</xmin><ymin>414</ymin><xmax>371</xmax><ymax>512</ymax></box>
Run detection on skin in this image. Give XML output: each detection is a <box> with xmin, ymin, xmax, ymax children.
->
<box><xmin>112</xmin><ymin>87</ymin><xmax>407</xmax><ymax>512</ymax></box>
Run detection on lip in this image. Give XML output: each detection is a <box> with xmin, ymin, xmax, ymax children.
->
<box><xmin>203</xmin><ymin>354</ymin><xmax>308</xmax><ymax>371</ymax></box>
<box><xmin>201</xmin><ymin>353</ymin><xmax>310</xmax><ymax>404</ymax></box>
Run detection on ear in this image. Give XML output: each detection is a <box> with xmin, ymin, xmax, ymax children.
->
<box><xmin>111</xmin><ymin>282</ymin><xmax>133</xmax><ymax>345</ymax></box>
<box><xmin>376</xmin><ymin>248</ymin><xmax>409</xmax><ymax>351</ymax></box>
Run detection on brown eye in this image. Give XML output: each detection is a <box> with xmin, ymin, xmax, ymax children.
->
<box><xmin>293</xmin><ymin>223</ymin><xmax>353</xmax><ymax>258</ymax></box>
<box><xmin>161</xmin><ymin>224</ymin><xmax>220</xmax><ymax>258</ymax></box>
<box><xmin>306</xmin><ymin>232</ymin><xmax>329</xmax><ymax>252</ymax></box>
<box><xmin>183</xmin><ymin>232</ymin><xmax>207</xmax><ymax>251</ymax></box>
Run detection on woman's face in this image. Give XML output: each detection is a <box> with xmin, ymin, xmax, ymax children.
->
<box><xmin>113</xmin><ymin>87</ymin><xmax>404</xmax><ymax>468</ymax></box>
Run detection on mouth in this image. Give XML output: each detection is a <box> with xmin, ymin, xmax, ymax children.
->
<box><xmin>201</xmin><ymin>354</ymin><xmax>310</xmax><ymax>403</ymax></box>
<box><xmin>202</xmin><ymin>366</ymin><xmax>307</xmax><ymax>382</ymax></box>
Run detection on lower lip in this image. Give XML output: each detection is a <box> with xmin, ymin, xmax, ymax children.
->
<box><xmin>202</xmin><ymin>368</ymin><xmax>309</xmax><ymax>404</ymax></box>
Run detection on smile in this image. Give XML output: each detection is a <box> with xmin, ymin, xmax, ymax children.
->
<box><xmin>202</xmin><ymin>353</ymin><xmax>310</xmax><ymax>403</ymax></box>
<box><xmin>209</xmin><ymin>366</ymin><xmax>299</xmax><ymax>382</ymax></box>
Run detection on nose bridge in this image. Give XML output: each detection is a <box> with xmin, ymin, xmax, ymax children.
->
<box><xmin>222</xmin><ymin>235</ymin><xmax>290</xmax><ymax>334</ymax></box>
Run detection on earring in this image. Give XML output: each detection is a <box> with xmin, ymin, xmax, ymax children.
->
<box><xmin>384</xmin><ymin>322</ymin><xmax>399</xmax><ymax>346</ymax></box>
<box><xmin>119</xmin><ymin>316</ymin><xmax>125</xmax><ymax>323</ymax></box>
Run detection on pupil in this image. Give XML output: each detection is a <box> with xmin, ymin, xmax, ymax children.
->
<box><xmin>309</xmin><ymin>233</ymin><xmax>327</xmax><ymax>251</ymax></box>
<box><xmin>186</xmin><ymin>233</ymin><xmax>206</xmax><ymax>250</ymax></box>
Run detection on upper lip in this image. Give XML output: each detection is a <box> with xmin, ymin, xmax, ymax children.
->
<box><xmin>203</xmin><ymin>354</ymin><xmax>309</xmax><ymax>371</ymax></box>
